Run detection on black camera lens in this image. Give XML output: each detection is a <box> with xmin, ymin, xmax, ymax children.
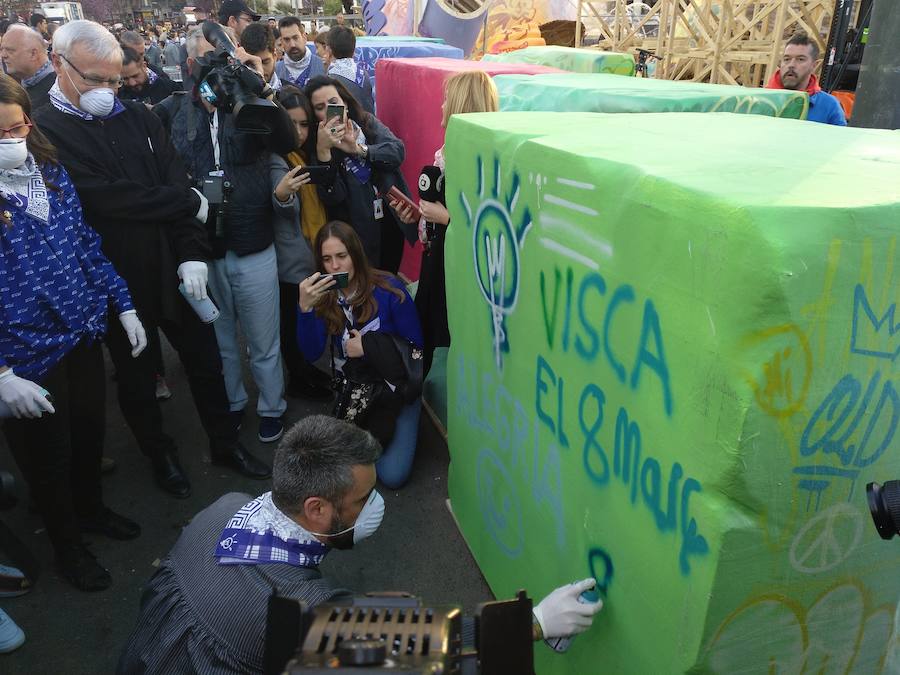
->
<box><xmin>866</xmin><ymin>481</ymin><xmax>900</xmax><ymax>539</ymax></box>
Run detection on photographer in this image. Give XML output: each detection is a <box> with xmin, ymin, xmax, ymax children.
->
<box><xmin>35</xmin><ymin>20</ymin><xmax>270</xmax><ymax>499</ymax></box>
<box><xmin>155</xmin><ymin>24</ymin><xmax>294</xmax><ymax>443</ymax></box>
<box><xmin>117</xmin><ymin>416</ymin><xmax>603</xmax><ymax>673</ymax></box>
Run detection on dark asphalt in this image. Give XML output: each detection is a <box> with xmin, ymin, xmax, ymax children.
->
<box><xmin>0</xmin><ymin>342</ymin><xmax>493</xmax><ymax>673</ymax></box>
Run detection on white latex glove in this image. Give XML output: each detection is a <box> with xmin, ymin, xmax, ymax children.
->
<box><xmin>533</xmin><ymin>578</ymin><xmax>604</xmax><ymax>639</ymax></box>
<box><xmin>177</xmin><ymin>260</ymin><xmax>209</xmax><ymax>301</ymax></box>
<box><xmin>0</xmin><ymin>369</ymin><xmax>55</xmax><ymax>418</ymax></box>
<box><xmin>118</xmin><ymin>310</ymin><xmax>148</xmax><ymax>358</ymax></box>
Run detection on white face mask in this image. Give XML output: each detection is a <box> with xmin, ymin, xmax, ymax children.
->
<box><xmin>310</xmin><ymin>489</ymin><xmax>385</xmax><ymax>549</ymax></box>
<box><xmin>0</xmin><ymin>138</ymin><xmax>28</xmax><ymax>170</ymax></box>
<box><xmin>63</xmin><ymin>64</ymin><xmax>116</xmax><ymax>117</ymax></box>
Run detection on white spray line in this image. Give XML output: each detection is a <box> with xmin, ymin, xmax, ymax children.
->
<box><xmin>540</xmin><ymin>237</ymin><xmax>600</xmax><ymax>271</ymax></box>
<box><xmin>539</xmin><ymin>213</ymin><xmax>613</xmax><ymax>258</ymax></box>
<box><xmin>556</xmin><ymin>177</ymin><xmax>596</xmax><ymax>190</ymax></box>
<box><xmin>544</xmin><ymin>193</ymin><xmax>599</xmax><ymax>216</ymax></box>
<box><xmin>706</xmin><ymin>306</ymin><xmax>717</xmax><ymax>336</ymax></box>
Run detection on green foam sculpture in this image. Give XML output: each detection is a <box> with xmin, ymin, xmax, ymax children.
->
<box><xmin>483</xmin><ymin>45</ymin><xmax>636</xmax><ymax>76</ymax></box>
<box><xmin>443</xmin><ymin>111</ymin><xmax>900</xmax><ymax>674</ymax></box>
<box><xmin>496</xmin><ymin>72</ymin><xmax>809</xmax><ymax>118</ymax></box>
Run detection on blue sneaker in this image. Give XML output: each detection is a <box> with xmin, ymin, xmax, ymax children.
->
<box><xmin>258</xmin><ymin>417</ymin><xmax>284</xmax><ymax>443</ymax></box>
<box><xmin>0</xmin><ymin>608</ymin><xmax>25</xmax><ymax>653</ymax></box>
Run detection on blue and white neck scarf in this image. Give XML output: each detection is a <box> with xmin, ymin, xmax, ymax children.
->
<box><xmin>268</xmin><ymin>69</ymin><xmax>282</xmax><ymax>91</ymax></box>
<box><xmin>22</xmin><ymin>60</ymin><xmax>54</xmax><ymax>88</ymax></box>
<box><xmin>281</xmin><ymin>48</ymin><xmax>312</xmax><ymax>86</ymax></box>
<box><xmin>0</xmin><ymin>154</ymin><xmax>49</xmax><ymax>224</ymax></box>
<box><xmin>329</xmin><ymin>58</ymin><xmax>366</xmax><ymax>87</ymax></box>
<box><xmin>48</xmin><ymin>81</ymin><xmax>126</xmax><ymax>121</ymax></box>
<box><xmin>215</xmin><ymin>492</ymin><xmax>329</xmax><ymax>567</ymax></box>
<box><xmin>146</xmin><ymin>67</ymin><xmax>159</xmax><ymax>85</ymax></box>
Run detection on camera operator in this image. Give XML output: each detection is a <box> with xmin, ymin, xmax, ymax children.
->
<box><xmin>154</xmin><ymin>24</ymin><xmax>292</xmax><ymax>443</ymax></box>
<box><xmin>117</xmin><ymin>415</ymin><xmax>603</xmax><ymax>674</ymax></box>
<box><xmin>34</xmin><ymin>19</ymin><xmax>271</xmax><ymax>499</ymax></box>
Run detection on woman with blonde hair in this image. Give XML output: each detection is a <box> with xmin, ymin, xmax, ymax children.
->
<box><xmin>390</xmin><ymin>69</ymin><xmax>499</xmax><ymax>376</ymax></box>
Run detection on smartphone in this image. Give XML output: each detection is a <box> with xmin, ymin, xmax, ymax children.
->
<box><xmin>325</xmin><ymin>103</ymin><xmax>346</xmax><ymax>124</ymax></box>
<box><xmin>387</xmin><ymin>185</ymin><xmax>422</xmax><ymax>219</ymax></box>
<box><xmin>330</xmin><ymin>272</ymin><xmax>350</xmax><ymax>289</ymax></box>
<box><xmin>299</xmin><ymin>165</ymin><xmax>332</xmax><ymax>185</ymax></box>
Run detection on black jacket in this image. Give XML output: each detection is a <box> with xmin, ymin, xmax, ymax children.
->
<box><xmin>24</xmin><ymin>69</ymin><xmax>55</xmax><ymax>112</ymax></box>
<box><xmin>315</xmin><ymin>114</ymin><xmax>415</xmax><ymax>270</ymax></box>
<box><xmin>35</xmin><ymin>100</ymin><xmax>210</xmax><ymax>322</ymax></box>
<box><xmin>154</xmin><ymin>93</ymin><xmax>274</xmax><ymax>259</ymax></box>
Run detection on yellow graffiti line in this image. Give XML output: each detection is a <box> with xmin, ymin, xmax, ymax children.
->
<box><xmin>740</xmin><ymin>324</ymin><xmax>814</xmax><ymax>420</ymax></box>
<box><xmin>799</xmin><ymin>239</ymin><xmax>842</xmax><ymax>369</ymax></box>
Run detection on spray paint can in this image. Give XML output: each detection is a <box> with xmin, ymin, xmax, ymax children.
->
<box><xmin>0</xmin><ymin>387</ymin><xmax>53</xmax><ymax>419</ymax></box>
<box><xmin>545</xmin><ymin>588</ymin><xmax>602</xmax><ymax>653</ymax></box>
<box><xmin>178</xmin><ymin>283</ymin><xmax>220</xmax><ymax>323</ymax></box>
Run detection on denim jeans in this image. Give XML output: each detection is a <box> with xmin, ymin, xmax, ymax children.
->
<box><xmin>375</xmin><ymin>399</ymin><xmax>421</xmax><ymax>489</ymax></box>
<box><xmin>207</xmin><ymin>245</ymin><xmax>286</xmax><ymax>418</ymax></box>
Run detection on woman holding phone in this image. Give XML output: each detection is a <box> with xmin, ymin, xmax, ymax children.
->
<box><xmin>271</xmin><ymin>86</ymin><xmax>332</xmax><ymax>400</ymax></box>
<box><xmin>297</xmin><ymin>221</ymin><xmax>423</xmax><ymax>489</ymax></box>
<box><xmin>390</xmin><ymin>70</ymin><xmax>499</xmax><ymax>376</ymax></box>
<box><xmin>304</xmin><ymin>76</ymin><xmax>414</xmax><ymax>274</ymax></box>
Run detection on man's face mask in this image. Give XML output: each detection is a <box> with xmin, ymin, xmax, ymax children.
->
<box><xmin>313</xmin><ymin>489</ymin><xmax>385</xmax><ymax>550</ymax></box>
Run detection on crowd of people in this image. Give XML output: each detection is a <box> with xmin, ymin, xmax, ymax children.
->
<box><xmin>0</xmin><ymin>4</ymin><xmax>526</xmax><ymax>662</ymax></box>
<box><xmin>0</xmin><ymin>2</ymin><xmax>843</xmax><ymax>662</ymax></box>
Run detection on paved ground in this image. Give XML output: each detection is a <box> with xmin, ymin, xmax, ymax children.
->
<box><xmin>0</xmin><ymin>344</ymin><xmax>493</xmax><ymax>673</ymax></box>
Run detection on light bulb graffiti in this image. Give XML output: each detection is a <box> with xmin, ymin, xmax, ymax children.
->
<box><xmin>460</xmin><ymin>156</ymin><xmax>533</xmax><ymax>371</ymax></box>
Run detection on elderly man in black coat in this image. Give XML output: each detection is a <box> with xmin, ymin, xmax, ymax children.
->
<box><xmin>35</xmin><ymin>19</ymin><xmax>271</xmax><ymax>499</ymax></box>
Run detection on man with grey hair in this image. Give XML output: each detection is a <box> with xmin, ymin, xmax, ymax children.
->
<box><xmin>117</xmin><ymin>415</ymin><xmax>604</xmax><ymax>672</ymax></box>
<box><xmin>0</xmin><ymin>24</ymin><xmax>56</xmax><ymax>110</ymax></box>
<box><xmin>35</xmin><ymin>19</ymin><xmax>271</xmax><ymax>501</ymax></box>
<box><xmin>117</xmin><ymin>415</ymin><xmax>380</xmax><ymax>673</ymax></box>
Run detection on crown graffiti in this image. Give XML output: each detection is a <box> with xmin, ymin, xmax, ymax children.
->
<box><xmin>850</xmin><ymin>284</ymin><xmax>899</xmax><ymax>361</ymax></box>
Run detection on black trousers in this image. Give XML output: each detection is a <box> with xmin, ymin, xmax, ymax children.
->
<box><xmin>3</xmin><ymin>339</ymin><xmax>105</xmax><ymax>554</ymax></box>
<box><xmin>104</xmin><ymin>299</ymin><xmax>239</xmax><ymax>461</ymax></box>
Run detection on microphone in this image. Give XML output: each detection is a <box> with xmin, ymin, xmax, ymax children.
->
<box><xmin>418</xmin><ymin>165</ymin><xmax>445</xmax><ymax>205</ymax></box>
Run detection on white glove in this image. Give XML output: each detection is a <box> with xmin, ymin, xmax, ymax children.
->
<box><xmin>177</xmin><ymin>260</ymin><xmax>209</xmax><ymax>301</ymax></box>
<box><xmin>119</xmin><ymin>310</ymin><xmax>148</xmax><ymax>358</ymax></box>
<box><xmin>533</xmin><ymin>578</ymin><xmax>604</xmax><ymax>639</ymax></box>
<box><xmin>0</xmin><ymin>368</ymin><xmax>55</xmax><ymax>418</ymax></box>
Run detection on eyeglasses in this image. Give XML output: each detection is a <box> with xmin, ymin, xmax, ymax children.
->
<box><xmin>0</xmin><ymin>116</ymin><xmax>32</xmax><ymax>140</ymax></box>
<box><xmin>59</xmin><ymin>54</ymin><xmax>124</xmax><ymax>88</ymax></box>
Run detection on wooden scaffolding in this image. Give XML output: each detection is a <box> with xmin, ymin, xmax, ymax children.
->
<box><xmin>575</xmin><ymin>0</ymin><xmax>840</xmax><ymax>87</ymax></box>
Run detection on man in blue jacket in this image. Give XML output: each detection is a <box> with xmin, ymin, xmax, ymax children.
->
<box><xmin>767</xmin><ymin>31</ymin><xmax>847</xmax><ymax>126</ymax></box>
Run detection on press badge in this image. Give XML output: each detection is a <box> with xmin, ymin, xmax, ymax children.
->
<box><xmin>203</xmin><ymin>173</ymin><xmax>225</xmax><ymax>205</ymax></box>
<box><xmin>374</xmin><ymin>197</ymin><xmax>384</xmax><ymax>220</ymax></box>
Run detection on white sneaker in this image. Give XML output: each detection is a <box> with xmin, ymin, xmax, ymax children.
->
<box><xmin>0</xmin><ymin>607</ymin><xmax>25</xmax><ymax>653</ymax></box>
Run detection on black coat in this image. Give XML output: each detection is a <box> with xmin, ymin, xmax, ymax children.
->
<box><xmin>315</xmin><ymin>114</ymin><xmax>415</xmax><ymax>272</ymax></box>
<box><xmin>35</xmin><ymin>100</ymin><xmax>210</xmax><ymax>323</ymax></box>
<box><xmin>24</xmin><ymin>70</ymin><xmax>55</xmax><ymax>112</ymax></box>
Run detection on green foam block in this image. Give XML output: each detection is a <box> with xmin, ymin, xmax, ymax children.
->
<box><xmin>483</xmin><ymin>45</ymin><xmax>636</xmax><ymax>76</ymax></box>
<box><xmin>496</xmin><ymin>72</ymin><xmax>809</xmax><ymax>118</ymax></box>
<box><xmin>443</xmin><ymin>110</ymin><xmax>900</xmax><ymax>674</ymax></box>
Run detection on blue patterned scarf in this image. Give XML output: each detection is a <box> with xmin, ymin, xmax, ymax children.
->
<box><xmin>48</xmin><ymin>81</ymin><xmax>126</xmax><ymax>121</ymax></box>
<box><xmin>0</xmin><ymin>154</ymin><xmax>49</xmax><ymax>224</ymax></box>
<box><xmin>215</xmin><ymin>492</ymin><xmax>328</xmax><ymax>567</ymax></box>
<box><xmin>329</xmin><ymin>58</ymin><xmax>367</xmax><ymax>87</ymax></box>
